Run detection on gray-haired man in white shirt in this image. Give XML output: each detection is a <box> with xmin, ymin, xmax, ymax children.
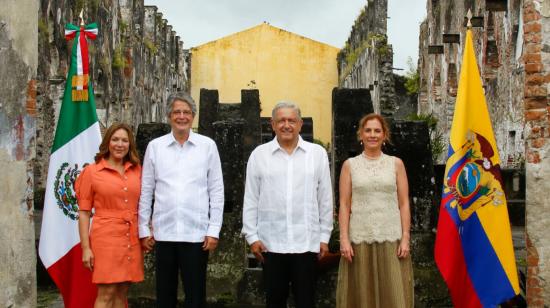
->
<box><xmin>242</xmin><ymin>102</ymin><xmax>333</xmax><ymax>308</ymax></box>
<box><xmin>139</xmin><ymin>92</ymin><xmax>224</xmax><ymax>308</ymax></box>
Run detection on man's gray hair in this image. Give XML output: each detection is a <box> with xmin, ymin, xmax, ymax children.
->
<box><xmin>271</xmin><ymin>101</ymin><xmax>302</xmax><ymax>120</ymax></box>
<box><xmin>166</xmin><ymin>92</ymin><xmax>197</xmax><ymax>117</ymax></box>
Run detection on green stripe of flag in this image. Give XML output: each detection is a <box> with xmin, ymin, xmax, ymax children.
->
<box><xmin>51</xmin><ymin>29</ymin><xmax>98</xmax><ymax>153</ymax></box>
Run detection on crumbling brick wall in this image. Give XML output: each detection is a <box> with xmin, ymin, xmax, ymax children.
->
<box><xmin>523</xmin><ymin>0</ymin><xmax>550</xmax><ymax>305</ymax></box>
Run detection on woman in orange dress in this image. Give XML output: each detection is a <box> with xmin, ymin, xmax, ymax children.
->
<box><xmin>76</xmin><ymin>123</ymin><xmax>144</xmax><ymax>308</ymax></box>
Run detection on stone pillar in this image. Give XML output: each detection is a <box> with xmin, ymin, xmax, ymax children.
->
<box><xmin>208</xmin><ymin>119</ymin><xmax>246</xmax><ymax>300</ymax></box>
<box><xmin>524</xmin><ymin>0</ymin><xmax>550</xmax><ymax>305</ymax></box>
<box><xmin>385</xmin><ymin>120</ymin><xmax>436</xmax><ymax>231</ymax></box>
<box><xmin>0</xmin><ymin>0</ymin><xmax>38</xmax><ymax>306</ymax></box>
<box><xmin>331</xmin><ymin>88</ymin><xmax>373</xmax><ymax>201</ymax></box>
<box><xmin>199</xmin><ymin>89</ymin><xmax>219</xmax><ymax>139</ymax></box>
<box><xmin>301</xmin><ymin>117</ymin><xmax>314</xmax><ymax>142</ymax></box>
<box><xmin>260</xmin><ymin>117</ymin><xmax>274</xmax><ymax>144</ymax></box>
<box><xmin>241</xmin><ymin>89</ymin><xmax>261</xmax><ymax>162</ymax></box>
<box><xmin>135</xmin><ymin>123</ymin><xmax>171</xmax><ymax>161</ymax></box>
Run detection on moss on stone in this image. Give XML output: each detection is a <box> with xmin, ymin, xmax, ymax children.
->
<box><xmin>112</xmin><ymin>46</ymin><xmax>125</xmax><ymax>70</ymax></box>
<box><xmin>38</xmin><ymin>18</ymin><xmax>49</xmax><ymax>42</ymax></box>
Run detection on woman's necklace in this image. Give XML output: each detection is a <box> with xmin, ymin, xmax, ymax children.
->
<box><xmin>362</xmin><ymin>151</ymin><xmax>382</xmax><ymax>160</ymax></box>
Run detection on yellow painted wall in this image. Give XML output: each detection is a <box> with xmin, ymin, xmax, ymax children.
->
<box><xmin>190</xmin><ymin>23</ymin><xmax>339</xmax><ymax>144</ymax></box>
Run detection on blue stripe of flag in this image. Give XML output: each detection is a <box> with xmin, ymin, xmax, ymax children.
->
<box><xmin>460</xmin><ymin>213</ymin><xmax>517</xmax><ymax>307</ymax></box>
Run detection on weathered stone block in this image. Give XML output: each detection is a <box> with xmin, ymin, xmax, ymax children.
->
<box><xmin>135</xmin><ymin>123</ymin><xmax>171</xmax><ymax>162</ymax></box>
<box><xmin>241</xmin><ymin>89</ymin><xmax>261</xmax><ymax>162</ymax></box>
<box><xmin>199</xmin><ymin>89</ymin><xmax>220</xmax><ymax>139</ymax></box>
<box><xmin>385</xmin><ymin>120</ymin><xmax>436</xmax><ymax>231</ymax></box>
<box><xmin>207</xmin><ymin>119</ymin><xmax>247</xmax><ymax>302</ymax></box>
<box><xmin>331</xmin><ymin>87</ymin><xmax>373</xmax><ymax>195</ymax></box>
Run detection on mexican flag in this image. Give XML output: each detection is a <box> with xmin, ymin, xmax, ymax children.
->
<box><xmin>38</xmin><ymin>22</ymin><xmax>100</xmax><ymax>308</ymax></box>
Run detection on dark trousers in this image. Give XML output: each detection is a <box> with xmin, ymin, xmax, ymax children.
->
<box><xmin>263</xmin><ymin>252</ymin><xmax>318</xmax><ymax>308</ymax></box>
<box><xmin>155</xmin><ymin>241</ymin><xmax>209</xmax><ymax>308</ymax></box>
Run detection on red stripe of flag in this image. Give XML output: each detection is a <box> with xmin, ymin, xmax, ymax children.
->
<box><xmin>435</xmin><ymin>205</ymin><xmax>482</xmax><ymax>308</ymax></box>
<box><xmin>47</xmin><ymin>244</ymin><xmax>97</xmax><ymax>308</ymax></box>
<box><xmin>79</xmin><ymin>27</ymin><xmax>89</xmax><ymax>76</ymax></box>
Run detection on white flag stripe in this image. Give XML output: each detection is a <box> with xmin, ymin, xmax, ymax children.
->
<box><xmin>39</xmin><ymin>122</ymin><xmax>101</xmax><ymax>268</ymax></box>
<box><xmin>76</xmin><ymin>37</ymin><xmax>83</xmax><ymax>88</ymax></box>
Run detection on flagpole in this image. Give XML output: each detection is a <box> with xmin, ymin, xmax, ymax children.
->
<box><xmin>79</xmin><ymin>9</ymin><xmax>84</xmax><ymax>26</ymax></box>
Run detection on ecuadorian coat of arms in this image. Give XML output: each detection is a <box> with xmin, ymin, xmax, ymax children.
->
<box><xmin>442</xmin><ymin>130</ymin><xmax>506</xmax><ymax>223</ymax></box>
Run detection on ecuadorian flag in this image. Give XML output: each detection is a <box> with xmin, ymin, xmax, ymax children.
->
<box><xmin>434</xmin><ymin>29</ymin><xmax>520</xmax><ymax>307</ymax></box>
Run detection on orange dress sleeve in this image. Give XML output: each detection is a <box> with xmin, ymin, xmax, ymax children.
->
<box><xmin>75</xmin><ymin>164</ymin><xmax>94</xmax><ymax>211</ymax></box>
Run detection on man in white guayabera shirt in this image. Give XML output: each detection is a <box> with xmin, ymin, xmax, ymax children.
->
<box><xmin>242</xmin><ymin>101</ymin><xmax>333</xmax><ymax>308</ymax></box>
<box><xmin>138</xmin><ymin>92</ymin><xmax>224</xmax><ymax>308</ymax></box>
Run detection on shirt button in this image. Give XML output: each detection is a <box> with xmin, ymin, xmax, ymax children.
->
<box><xmin>126</xmin><ymin>233</ymin><xmax>129</xmax><ymax>237</ymax></box>
<box><xmin>123</xmin><ymin>187</ymin><xmax>128</xmax><ymax>191</ymax></box>
<box><xmin>127</xmin><ymin>256</ymin><xmax>131</xmax><ymax>260</ymax></box>
<box><xmin>126</xmin><ymin>222</ymin><xmax>130</xmax><ymax>225</ymax></box>
<box><xmin>127</xmin><ymin>244</ymin><xmax>131</xmax><ymax>248</ymax></box>
<box><xmin>124</xmin><ymin>199</ymin><xmax>128</xmax><ymax>203</ymax></box>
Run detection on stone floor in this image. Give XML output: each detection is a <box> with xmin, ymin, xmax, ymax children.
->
<box><xmin>36</xmin><ymin>289</ymin><xmax>264</xmax><ymax>307</ymax></box>
<box><xmin>37</xmin><ymin>227</ymin><xmax>527</xmax><ymax>307</ymax></box>
<box><xmin>36</xmin><ymin>287</ymin><xmax>63</xmax><ymax>308</ymax></box>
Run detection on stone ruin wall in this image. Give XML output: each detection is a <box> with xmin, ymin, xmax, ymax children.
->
<box><xmin>337</xmin><ymin>0</ymin><xmax>398</xmax><ymax>117</ymax></box>
<box><xmin>35</xmin><ymin>0</ymin><xmax>189</xmax><ymax>192</ymax></box>
<box><xmin>0</xmin><ymin>0</ymin><xmax>39</xmax><ymax>306</ymax></box>
<box><xmin>418</xmin><ymin>0</ymin><xmax>525</xmax><ymax>165</ymax></box>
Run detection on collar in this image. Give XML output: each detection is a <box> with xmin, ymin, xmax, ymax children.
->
<box><xmin>166</xmin><ymin>130</ymin><xmax>197</xmax><ymax>147</ymax></box>
<box><xmin>97</xmin><ymin>158</ymin><xmax>133</xmax><ymax>171</ymax></box>
<box><xmin>270</xmin><ymin>135</ymin><xmax>307</xmax><ymax>154</ymax></box>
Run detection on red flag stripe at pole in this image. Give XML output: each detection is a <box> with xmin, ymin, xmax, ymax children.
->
<box><xmin>435</xmin><ymin>204</ymin><xmax>482</xmax><ymax>308</ymax></box>
<box><xmin>47</xmin><ymin>244</ymin><xmax>97</xmax><ymax>308</ymax></box>
<box><xmin>79</xmin><ymin>26</ymin><xmax>89</xmax><ymax>79</ymax></box>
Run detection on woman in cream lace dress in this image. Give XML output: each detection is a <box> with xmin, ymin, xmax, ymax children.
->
<box><xmin>336</xmin><ymin>113</ymin><xmax>413</xmax><ymax>308</ymax></box>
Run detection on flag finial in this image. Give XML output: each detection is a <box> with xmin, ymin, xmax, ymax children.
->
<box><xmin>79</xmin><ymin>9</ymin><xmax>84</xmax><ymax>26</ymax></box>
<box><xmin>466</xmin><ymin>9</ymin><xmax>473</xmax><ymax>28</ymax></box>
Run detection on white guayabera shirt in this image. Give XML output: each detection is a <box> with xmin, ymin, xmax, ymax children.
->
<box><xmin>138</xmin><ymin>131</ymin><xmax>224</xmax><ymax>242</ymax></box>
<box><xmin>242</xmin><ymin>136</ymin><xmax>333</xmax><ymax>253</ymax></box>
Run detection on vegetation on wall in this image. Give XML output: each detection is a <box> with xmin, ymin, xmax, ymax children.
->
<box><xmin>340</xmin><ymin>33</ymin><xmax>389</xmax><ymax>81</ymax></box>
<box><xmin>407</xmin><ymin>113</ymin><xmax>445</xmax><ymax>163</ymax></box>
<box><xmin>404</xmin><ymin>57</ymin><xmax>420</xmax><ymax>95</ymax></box>
<box><xmin>38</xmin><ymin>18</ymin><xmax>49</xmax><ymax>42</ymax></box>
<box><xmin>119</xmin><ymin>21</ymin><xmax>128</xmax><ymax>34</ymax></box>
<box><xmin>144</xmin><ymin>38</ymin><xmax>158</xmax><ymax>55</ymax></box>
<box><xmin>112</xmin><ymin>45</ymin><xmax>126</xmax><ymax>69</ymax></box>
